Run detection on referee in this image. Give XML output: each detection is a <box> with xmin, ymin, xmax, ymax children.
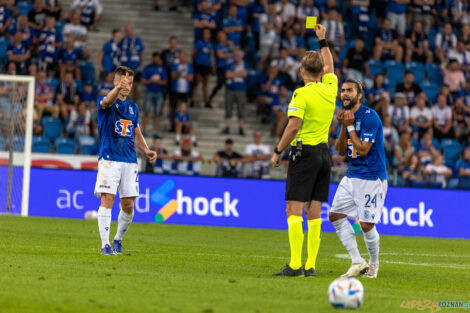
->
<box><xmin>271</xmin><ymin>24</ymin><xmax>337</xmax><ymax>277</ymax></box>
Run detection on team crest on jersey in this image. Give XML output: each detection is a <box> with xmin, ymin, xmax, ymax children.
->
<box><xmin>129</xmin><ymin>106</ymin><xmax>134</xmax><ymax>115</ymax></box>
<box><xmin>115</xmin><ymin>119</ymin><xmax>133</xmax><ymax>137</ymax></box>
<box><xmin>363</xmin><ymin>210</ymin><xmax>370</xmax><ymax>220</ymax></box>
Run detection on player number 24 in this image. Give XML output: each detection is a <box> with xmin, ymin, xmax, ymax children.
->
<box><xmin>364</xmin><ymin>194</ymin><xmax>377</xmax><ymax>208</ymax></box>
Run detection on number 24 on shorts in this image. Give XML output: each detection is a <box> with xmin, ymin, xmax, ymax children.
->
<box><xmin>364</xmin><ymin>194</ymin><xmax>377</xmax><ymax>208</ymax></box>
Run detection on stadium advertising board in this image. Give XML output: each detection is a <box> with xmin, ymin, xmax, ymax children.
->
<box><xmin>8</xmin><ymin>168</ymin><xmax>470</xmax><ymax>239</ymax></box>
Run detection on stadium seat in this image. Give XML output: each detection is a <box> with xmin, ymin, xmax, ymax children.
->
<box><xmin>307</xmin><ymin>36</ymin><xmax>320</xmax><ymax>51</ymax></box>
<box><xmin>0</xmin><ymin>136</ymin><xmax>4</xmax><ymax>151</ymax></box>
<box><xmin>0</xmin><ymin>37</ymin><xmax>10</xmax><ymax>68</ymax></box>
<box><xmin>405</xmin><ymin>62</ymin><xmax>425</xmax><ymax>83</ymax></box>
<box><xmin>47</xmin><ymin>78</ymin><xmax>60</xmax><ymax>97</ymax></box>
<box><xmin>440</xmin><ymin>138</ymin><xmax>459</xmax><ymax>151</ymax></box>
<box><xmin>458</xmin><ymin>176</ymin><xmax>470</xmax><ymax>189</ymax></box>
<box><xmin>443</xmin><ymin>143</ymin><xmax>461</xmax><ymax>165</ymax></box>
<box><xmin>384</xmin><ymin>60</ymin><xmax>404</xmax><ymax>85</ymax></box>
<box><xmin>55</xmin><ymin>138</ymin><xmax>75</xmax><ymax>154</ymax></box>
<box><xmin>78</xmin><ymin>60</ymin><xmax>96</xmax><ymax>85</ymax></box>
<box><xmin>369</xmin><ymin>59</ymin><xmax>384</xmax><ymax>77</ymax></box>
<box><xmin>428</xmin><ymin>27</ymin><xmax>437</xmax><ymax>49</ymax></box>
<box><xmin>78</xmin><ymin>136</ymin><xmax>97</xmax><ymax>155</ymax></box>
<box><xmin>421</xmin><ymin>81</ymin><xmax>439</xmax><ymax>103</ymax></box>
<box><xmin>42</xmin><ymin>117</ymin><xmax>62</xmax><ymax>140</ymax></box>
<box><xmin>32</xmin><ymin>136</ymin><xmax>51</xmax><ymax>153</ymax></box>
<box><xmin>425</xmin><ymin>63</ymin><xmax>442</xmax><ymax>85</ymax></box>
<box><xmin>409</xmin><ymin>181</ymin><xmax>427</xmax><ymax>188</ymax></box>
<box><xmin>13</xmin><ymin>136</ymin><xmax>25</xmax><ymax>152</ymax></box>
<box><xmin>419</xmin><ymin>137</ymin><xmax>440</xmax><ymax>150</ymax></box>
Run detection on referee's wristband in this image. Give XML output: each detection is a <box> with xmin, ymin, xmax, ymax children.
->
<box><xmin>319</xmin><ymin>39</ymin><xmax>328</xmax><ymax>49</ymax></box>
<box><xmin>274</xmin><ymin>146</ymin><xmax>282</xmax><ymax>155</ymax></box>
<box><xmin>347</xmin><ymin>125</ymin><xmax>355</xmax><ymax>133</ymax></box>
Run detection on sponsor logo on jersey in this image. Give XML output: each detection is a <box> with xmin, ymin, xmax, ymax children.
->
<box><xmin>115</xmin><ymin>119</ymin><xmax>133</xmax><ymax>137</ymax></box>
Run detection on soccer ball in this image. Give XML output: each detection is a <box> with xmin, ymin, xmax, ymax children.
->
<box><xmin>328</xmin><ymin>277</ymin><xmax>364</xmax><ymax>310</ymax></box>
<box><xmin>84</xmin><ymin>210</ymin><xmax>98</xmax><ymax>220</ymax></box>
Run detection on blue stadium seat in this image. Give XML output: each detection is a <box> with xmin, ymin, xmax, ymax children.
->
<box><xmin>428</xmin><ymin>27</ymin><xmax>437</xmax><ymax>49</ymax></box>
<box><xmin>440</xmin><ymin>138</ymin><xmax>460</xmax><ymax>151</ymax></box>
<box><xmin>369</xmin><ymin>59</ymin><xmax>384</xmax><ymax>77</ymax></box>
<box><xmin>0</xmin><ymin>136</ymin><xmax>4</xmax><ymax>151</ymax></box>
<box><xmin>409</xmin><ymin>181</ymin><xmax>427</xmax><ymax>188</ymax></box>
<box><xmin>47</xmin><ymin>78</ymin><xmax>60</xmax><ymax>97</ymax></box>
<box><xmin>13</xmin><ymin>136</ymin><xmax>25</xmax><ymax>152</ymax></box>
<box><xmin>443</xmin><ymin>143</ymin><xmax>461</xmax><ymax>165</ymax></box>
<box><xmin>425</xmin><ymin>63</ymin><xmax>442</xmax><ymax>85</ymax></box>
<box><xmin>419</xmin><ymin>137</ymin><xmax>440</xmax><ymax>150</ymax></box>
<box><xmin>384</xmin><ymin>60</ymin><xmax>404</xmax><ymax>85</ymax></box>
<box><xmin>421</xmin><ymin>81</ymin><xmax>439</xmax><ymax>103</ymax></box>
<box><xmin>78</xmin><ymin>135</ymin><xmax>97</xmax><ymax>155</ymax></box>
<box><xmin>0</xmin><ymin>37</ymin><xmax>10</xmax><ymax>68</ymax></box>
<box><xmin>307</xmin><ymin>36</ymin><xmax>320</xmax><ymax>51</ymax></box>
<box><xmin>16</xmin><ymin>0</ymin><xmax>35</xmax><ymax>15</ymax></box>
<box><xmin>55</xmin><ymin>138</ymin><xmax>75</xmax><ymax>154</ymax></box>
<box><xmin>338</xmin><ymin>39</ymin><xmax>355</xmax><ymax>62</ymax></box>
<box><xmin>405</xmin><ymin>62</ymin><xmax>425</xmax><ymax>83</ymax></box>
<box><xmin>42</xmin><ymin>117</ymin><xmax>62</xmax><ymax>140</ymax></box>
<box><xmin>78</xmin><ymin>60</ymin><xmax>96</xmax><ymax>85</ymax></box>
<box><xmin>32</xmin><ymin>136</ymin><xmax>51</xmax><ymax>153</ymax></box>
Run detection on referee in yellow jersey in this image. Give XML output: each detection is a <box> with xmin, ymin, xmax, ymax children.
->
<box><xmin>271</xmin><ymin>24</ymin><xmax>337</xmax><ymax>277</ymax></box>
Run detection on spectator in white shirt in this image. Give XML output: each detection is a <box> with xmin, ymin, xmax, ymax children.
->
<box><xmin>432</xmin><ymin>93</ymin><xmax>453</xmax><ymax>140</ymax></box>
<box><xmin>172</xmin><ymin>138</ymin><xmax>203</xmax><ymax>175</ymax></box>
<box><xmin>244</xmin><ymin>130</ymin><xmax>271</xmax><ymax>179</ymax></box>
<box><xmin>435</xmin><ymin>22</ymin><xmax>457</xmax><ymax>63</ymax></box>
<box><xmin>259</xmin><ymin>3</ymin><xmax>282</xmax><ymax>70</ymax></box>
<box><xmin>410</xmin><ymin>95</ymin><xmax>433</xmax><ymax>138</ymax></box>
<box><xmin>387</xmin><ymin>92</ymin><xmax>410</xmax><ymax>133</ymax></box>
<box><xmin>71</xmin><ymin>0</ymin><xmax>103</xmax><ymax>30</ymax></box>
<box><xmin>66</xmin><ymin>101</ymin><xmax>90</xmax><ymax>141</ymax></box>
<box><xmin>270</xmin><ymin>47</ymin><xmax>296</xmax><ymax>89</ymax></box>
<box><xmin>275</xmin><ymin>0</ymin><xmax>296</xmax><ymax>32</ymax></box>
<box><xmin>424</xmin><ymin>154</ymin><xmax>452</xmax><ymax>188</ymax></box>
<box><xmin>324</xmin><ymin>9</ymin><xmax>345</xmax><ymax>53</ymax></box>
<box><xmin>63</xmin><ymin>10</ymin><xmax>88</xmax><ymax>50</ymax></box>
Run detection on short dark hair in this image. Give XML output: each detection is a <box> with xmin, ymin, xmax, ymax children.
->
<box><xmin>112</xmin><ymin>28</ymin><xmax>121</xmax><ymax>35</ymax></box>
<box><xmin>114</xmin><ymin>66</ymin><xmax>134</xmax><ymax>77</ymax></box>
<box><xmin>404</xmin><ymin>70</ymin><xmax>413</xmax><ymax>75</ymax></box>
<box><xmin>152</xmin><ymin>51</ymin><xmax>161</xmax><ymax>58</ymax></box>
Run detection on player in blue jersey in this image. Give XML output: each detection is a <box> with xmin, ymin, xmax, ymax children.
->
<box><xmin>94</xmin><ymin>66</ymin><xmax>157</xmax><ymax>255</ymax></box>
<box><xmin>329</xmin><ymin>79</ymin><xmax>388</xmax><ymax>278</ymax></box>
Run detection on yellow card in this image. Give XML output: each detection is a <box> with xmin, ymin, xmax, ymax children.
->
<box><xmin>306</xmin><ymin>16</ymin><xmax>317</xmax><ymax>29</ymax></box>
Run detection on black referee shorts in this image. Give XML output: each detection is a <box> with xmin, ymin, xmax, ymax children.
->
<box><xmin>285</xmin><ymin>143</ymin><xmax>332</xmax><ymax>202</ymax></box>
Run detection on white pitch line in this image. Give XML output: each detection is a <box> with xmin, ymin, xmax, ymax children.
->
<box><xmin>335</xmin><ymin>254</ymin><xmax>470</xmax><ymax>270</ymax></box>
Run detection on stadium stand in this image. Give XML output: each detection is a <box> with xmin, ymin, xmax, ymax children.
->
<box><xmin>0</xmin><ymin>0</ymin><xmax>469</xmax><ymax>188</ymax></box>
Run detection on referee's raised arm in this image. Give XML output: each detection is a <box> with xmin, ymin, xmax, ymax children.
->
<box><xmin>315</xmin><ymin>24</ymin><xmax>334</xmax><ymax>75</ymax></box>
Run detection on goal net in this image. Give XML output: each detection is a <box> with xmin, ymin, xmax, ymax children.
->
<box><xmin>0</xmin><ymin>75</ymin><xmax>35</xmax><ymax>216</ymax></box>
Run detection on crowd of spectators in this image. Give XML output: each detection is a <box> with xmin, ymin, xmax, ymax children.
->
<box><xmin>1</xmin><ymin>0</ymin><xmax>470</xmax><ymax>189</ymax></box>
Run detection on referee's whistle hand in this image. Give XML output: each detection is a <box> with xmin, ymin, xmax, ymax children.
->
<box><xmin>271</xmin><ymin>153</ymin><xmax>281</xmax><ymax>168</ymax></box>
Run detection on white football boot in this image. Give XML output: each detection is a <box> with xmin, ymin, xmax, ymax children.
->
<box><xmin>363</xmin><ymin>264</ymin><xmax>379</xmax><ymax>278</ymax></box>
<box><xmin>341</xmin><ymin>261</ymin><xmax>369</xmax><ymax>277</ymax></box>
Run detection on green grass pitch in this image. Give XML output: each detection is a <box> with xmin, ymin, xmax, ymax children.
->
<box><xmin>0</xmin><ymin>216</ymin><xmax>469</xmax><ymax>313</ymax></box>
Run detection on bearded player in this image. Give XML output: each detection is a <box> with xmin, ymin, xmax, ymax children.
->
<box><xmin>329</xmin><ymin>79</ymin><xmax>388</xmax><ymax>278</ymax></box>
<box><xmin>94</xmin><ymin>66</ymin><xmax>157</xmax><ymax>255</ymax></box>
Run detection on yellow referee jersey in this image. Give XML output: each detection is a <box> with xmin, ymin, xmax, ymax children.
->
<box><xmin>287</xmin><ymin>73</ymin><xmax>338</xmax><ymax>146</ymax></box>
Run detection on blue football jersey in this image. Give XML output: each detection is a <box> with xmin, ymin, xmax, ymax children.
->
<box><xmin>338</xmin><ymin>106</ymin><xmax>387</xmax><ymax>180</ymax></box>
<box><xmin>97</xmin><ymin>95</ymin><xmax>139</xmax><ymax>163</ymax></box>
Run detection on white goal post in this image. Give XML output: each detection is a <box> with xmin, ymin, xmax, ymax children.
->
<box><xmin>0</xmin><ymin>74</ymin><xmax>35</xmax><ymax>217</ymax></box>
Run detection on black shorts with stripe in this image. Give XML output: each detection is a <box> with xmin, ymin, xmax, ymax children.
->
<box><xmin>285</xmin><ymin>143</ymin><xmax>332</xmax><ymax>202</ymax></box>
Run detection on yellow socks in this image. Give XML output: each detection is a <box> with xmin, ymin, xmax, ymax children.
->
<box><xmin>287</xmin><ymin>215</ymin><xmax>304</xmax><ymax>270</ymax></box>
<box><xmin>305</xmin><ymin>218</ymin><xmax>322</xmax><ymax>271</ymax></box>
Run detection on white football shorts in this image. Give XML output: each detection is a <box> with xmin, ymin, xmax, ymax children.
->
<box><xmin>94</xmin><ymin>159</ymin><xmax>139</xmax><ymax>198</ymax></box>
<box><xmin>330</xmin><ymin>176</ymin><xmax>388</xmax><ymax>224</ymax></box>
